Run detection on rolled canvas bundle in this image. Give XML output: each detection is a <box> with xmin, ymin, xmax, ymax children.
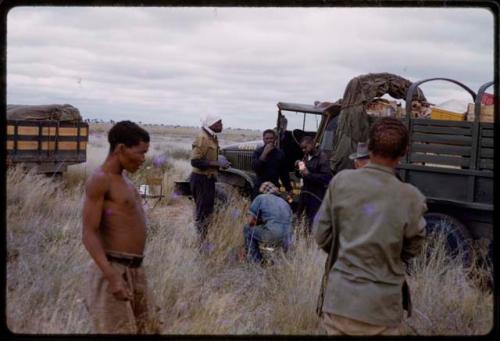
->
<box><xmin>7</xmin><ymin>104</ymin><xmax>82</xmax><ymax>122</ymax></box>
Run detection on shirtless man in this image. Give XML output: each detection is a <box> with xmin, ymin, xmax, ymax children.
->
<box><xmin>82</xmin><ymin>120</ymin><xmax>152</xmax><ymax>334</ymax></box>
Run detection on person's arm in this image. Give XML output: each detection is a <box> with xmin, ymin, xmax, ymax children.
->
<box><xmin>295</xmin><ymin>168</ymin><xmax>302</xmax><ymax>179</ymax></box>
<box><xmin>247</xmin><ymin>196</ymin><xmax>261</xmax><ymax>227</ymax></box>
<box><xmin>82</xmin><ymin>173</ymin><xmax>132</xmax><ymax>301</ymax></box>
<box><xmin>259</xmin><ymin>143</ymin><xmax>275</xmax><ymax>161</ymax></box>
<box><xmin>191</xmin><ymin>135</ymin><xmax>225</xmax><ymax>169</ymax></box>
<box><xmin>247</xmin><ymin>214</ymin><xmax>257</xmax><ymax>226</ymax></box>
<box><xmin>191</xmin><ymin>159</ymin><xmax>211</xmax><ymax>169</ymax></box>
<box><xmin>294</xmin><ymin>159</ymin><xmax>305</xmax><ymax>179</ymax></box>
<box><xmin>401</xmin><ymin>190</ymin><xmax>427</xmax><ymax>263</ymax></box>
<box><xmin>313</xmin><ymin>176</ymin><xmax>337</xmax><ymax>253</ymax></box>
<box><xmin>302</xmin><ymin>155</ymin><xmax>333</xmax><ymax>186</ymax></box>
<box><xmin>251</xmin><ymin>148</ymin><xmax>266</xmax><ymax>174</ymax></box>
<box><xmin>278</xmin><ymin>151</ymin><xmax>293</xmax><ymax>192</ymax></box>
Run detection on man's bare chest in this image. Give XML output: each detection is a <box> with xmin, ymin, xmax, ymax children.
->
<box><xmin>105</xmin><ymin>177</ymin><xmax>140</xmax><ymax>209</ymax></box>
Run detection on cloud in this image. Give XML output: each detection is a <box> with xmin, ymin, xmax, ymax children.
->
<box><xmin>6</xmin><ymin>6</ymin><xmax>494</xmax><ymax>130</ymax></box>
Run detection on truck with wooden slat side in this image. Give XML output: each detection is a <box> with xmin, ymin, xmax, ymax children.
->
<box><xmin>397</xmin><ymin>79</ymin><xmax>493</xmax><ymax>264</ymax></box>
<box><xmin>193</xmin><ymin>74</ymin><xmax>494</xmax><ymax>264</ymax></box>
<box><xmin>6</xmin><ymin>104</ymin><xmax>89</xmax><ymax>174</ymax></box>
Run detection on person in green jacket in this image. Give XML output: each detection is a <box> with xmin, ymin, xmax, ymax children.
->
<box><xmin>313</xmin><ymin>117</ymin><xmax>427</xmax><ymax>335</ymax></box>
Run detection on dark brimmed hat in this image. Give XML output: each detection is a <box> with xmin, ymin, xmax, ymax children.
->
<box><xmin>349</xmin><ymin>142</ymin><xmax>369</xmax><ymax>160</ymax></box>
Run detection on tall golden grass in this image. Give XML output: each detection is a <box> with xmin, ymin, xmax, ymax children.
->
<box><xmin>5</xmin><ymin>125</ymin><xmax>493</xmax><ymax>335</ymax></box>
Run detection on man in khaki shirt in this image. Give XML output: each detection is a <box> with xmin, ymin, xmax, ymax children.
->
<box><xmin>190</xmin><ymin>114</ymin><xmax>230</xmax><ymax>247</ymax></box>
<box><xmin>313</xmin><ymin>117</ymin><xmax>427</xmax><ymax>335</ymax></box>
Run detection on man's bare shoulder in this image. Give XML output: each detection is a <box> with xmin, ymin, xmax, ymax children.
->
<box><xmin>85</xmin><ymin>167</ymin><xmax>112</xmax><ymax>197</ymax></box>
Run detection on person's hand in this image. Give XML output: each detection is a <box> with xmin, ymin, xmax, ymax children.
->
<box><xmin>219</xmin><ymin>159</ymin><xmax>231</xmax><ymax>169</ymax></box>
<box><xmin>218</xmin><ymin>155</ymin><xmax>231</xmax><ymax>169</ymax></box>
<box><xmin>108</xmin><ymin>272</ymin><xmax>133</xmax><ymax>301</ymax></box>
<box><xmin>286</xmin><ymin>192</ymin><xmax>294</xmax><ymax>204</ymax></box>
<box><xmin>300</xmin><ymin>167</ymin><xmax>310</xmax><ymax>176</ymax></box>
<box><xmin>262</xmin><ymin>143</ymin><xmax>275</xmax><ymax>155</ymax></box>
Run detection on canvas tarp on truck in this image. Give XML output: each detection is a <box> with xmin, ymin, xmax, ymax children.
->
<box><xmin>330</xmin><ymin>73</ymin><xmax>427</xmax><ymax>174</ymax></box>
<box><xmin>7</xmin><ymin>104</ymin><xmax>82</xmax><ymax>122</ymax></box>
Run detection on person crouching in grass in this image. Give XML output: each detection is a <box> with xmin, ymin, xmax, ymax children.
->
<box><xmin>244</xmin><ymin>181</ymin><xmax>293</xmax><ymax>264</ymax></box>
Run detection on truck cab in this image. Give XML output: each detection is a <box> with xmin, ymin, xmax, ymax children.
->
<box><xmin>218</xmin><ymin>76</ymin><xmax>494</xmax><ymax>266</ymax></box>
<box><xmin>218</xmin><ymin>101</ymin><xmax>341</xmax><ymax>196</ymax></box>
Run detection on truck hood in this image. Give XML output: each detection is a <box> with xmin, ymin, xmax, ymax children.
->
<box><xmin>221</xmin><ymin>139</ymin><xmax>264</xmax><ymax>152</ymax></box>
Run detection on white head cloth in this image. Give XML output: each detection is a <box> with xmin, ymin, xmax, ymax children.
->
<box><xmin>201</xmin><ymin>114</ymin><xmax>222</xmax><ymax>129</ymax></box>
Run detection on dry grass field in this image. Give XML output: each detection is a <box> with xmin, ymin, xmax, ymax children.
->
<box><xmin>6</xmin><ymin>123</ymin><xmax>493</xmax><ymax>335</ymax></box>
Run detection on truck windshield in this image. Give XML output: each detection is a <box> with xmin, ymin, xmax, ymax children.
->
<box><xmin>284</xmin><ymin>112</ymin><xmax>321</xmax><ymax>132</ymax></box>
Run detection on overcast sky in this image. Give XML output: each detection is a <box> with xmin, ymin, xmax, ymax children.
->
<box><xmin>7</xmin><ymin>6</ymin><xmax>495</xmax><ymax>130</ymax></box>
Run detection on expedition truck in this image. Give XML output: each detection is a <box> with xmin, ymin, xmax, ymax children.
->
<box><xmin>6</xmin><ymin>104</ymin><xmax>88</xmax><ymax>174</ymax></box>
<box><xmin>176</xmin><ymin>73</ymin><xmax>494</xmax><ymax>264</ymax></box>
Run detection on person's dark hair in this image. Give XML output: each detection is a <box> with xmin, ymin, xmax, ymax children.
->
<box><xmin>300</xmin><ymin>136</ymin><xmax>314</xmax><ymax>145</ymax></box>
<box><xmin>368</xmin><ymin>117</ymin><xmax>409</xmax><ymax>160</ymax></box>
<box><xmin>262</xmin><ymin>129</ymin><xmax>276</xmax><ymax>138</ymax></box>
<box><xmin>108</xmin><ymin>120</ymin><xmax>150</xmax><ymax>153</ymax></box>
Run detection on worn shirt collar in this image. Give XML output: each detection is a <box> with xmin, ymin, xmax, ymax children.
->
<box><xmin>365</xmin><ymin>162</ymin><xmax>396</xmax><ymax>176</ymax></box>
<box><xmin>202</xmin><ymin>126</ymin><xmax>217</xmax><ymax>139</ymax></box>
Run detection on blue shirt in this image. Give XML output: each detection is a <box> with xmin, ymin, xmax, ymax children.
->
<box><xmin>248</xmin><ymin>193</ymin><xmax>292</xmax><ymax>236</ymax></box>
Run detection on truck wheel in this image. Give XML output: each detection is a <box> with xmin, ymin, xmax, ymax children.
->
<box><xmin>424</xmin><ymin>212</ymin><xmax>473</xmax><ymax>267</ymax></box>
<box><xmin>215</xmin><ymin>182</ymin><xmax>233</xmax><ymax>203</ymax></box>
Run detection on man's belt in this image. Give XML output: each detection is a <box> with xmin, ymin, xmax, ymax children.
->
<box><xmin>191</xmin><ymin>170</ymin><xmax>217</xmax><ymax>179</ymax></box>
<box><xmin>106</xmin><ymin>254</ymin><xmax>143</xmax><ymax>268</ymax></box>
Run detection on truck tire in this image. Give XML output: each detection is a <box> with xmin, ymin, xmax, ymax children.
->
<box><xmin>215</xmin><ymin>182</ymin><xmax>232</xmax><ymax>204</ymax></box>
<box><xmin>424</xmin><ymin>212</ymin><xmax>473</xmax><ymax>267</ymax></box>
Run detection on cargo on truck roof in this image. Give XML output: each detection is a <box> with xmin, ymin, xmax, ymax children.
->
<box><xmin>7</xmin><ymin>104</ymin><xmax>82</xmax><ymax>122</ymax></box>
<box><xmin>6</xmin><ymin>103</ymin><xmax>88</xmax><ymax>174</ymax></box>
<box><xmin>277</xmin><ymin>101</ymin><xmax>342</xmax><ymax>115</ymax></box>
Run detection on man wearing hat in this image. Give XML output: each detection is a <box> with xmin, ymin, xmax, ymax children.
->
<box><xmin>349</xmin><ymin>142</ymin><xmax>370</xmax><ymax>169</ymax></box>
<box><xmin>190</xmin><ymin>114</ymin><xmax>231</xmax><ymax>247</ymax></box>
<box><xmin>243</xmin><ymin>181</ymin><xmax>293</xmax><ymax>263</ymax></box>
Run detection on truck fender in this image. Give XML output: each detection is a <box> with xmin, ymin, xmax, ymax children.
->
<box><xmin>217</xmin><ymin>168</ymin><xmax>255</xmax><ymax>191</ymax></box>
<box><xmin>174</xmin><ymin>169</ymin><xmax>255</xmax><ymax>197</ymax></box>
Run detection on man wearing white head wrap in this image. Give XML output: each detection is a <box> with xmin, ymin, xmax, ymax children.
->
<box><xmin>190</xmin><ymin>114</ymin><xmax>231</xmax><ymax>248</ymax></box>
<box><xmin>201</xmin><ymin>114</ymin><xmax>222</xmax><ymax>132</ymax></box>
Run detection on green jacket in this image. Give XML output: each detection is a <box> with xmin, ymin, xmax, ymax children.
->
<box><xmin>313</xmin><ymin>162</ymin><xmax>427</xmax><ymax>327</ymax></box>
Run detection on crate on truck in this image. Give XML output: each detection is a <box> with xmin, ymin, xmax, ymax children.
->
<box><xmin>6</xmin><ymin>104</ymin><xmax>89</xmax><ymax>174</ymax></box>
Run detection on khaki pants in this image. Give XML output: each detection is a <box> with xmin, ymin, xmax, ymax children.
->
<box><xmin>322</xmin><ymin>313</ymin><xmax>401</xmax><ymax>336</ymax></box>
<box><xmin>85</xmin><ymin>255</ymin><xmax>153</xmax><ymax>334</ymax></box>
